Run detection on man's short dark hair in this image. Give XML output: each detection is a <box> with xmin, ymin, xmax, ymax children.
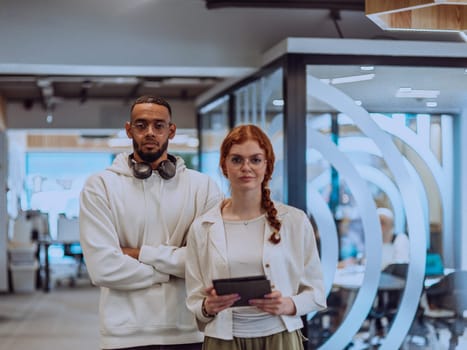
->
<box><xmin>130</xmin><ymin>95</ymin><xmax>172</xmax><ymax>117</ymax></box>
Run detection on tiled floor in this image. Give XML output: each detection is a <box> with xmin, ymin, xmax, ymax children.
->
<box><xmin>0</xmin><ymin>283</ymin><xmax>466</xmax><ymax>350</ymax></box>
<box><xmin>0</xmin><ymin>283</ymin><xmax>99</xmax><ymax>350</ymax></box>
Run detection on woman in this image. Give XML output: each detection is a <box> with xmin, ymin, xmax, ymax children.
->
<box><xmin>186</xmin><ymin>124</ymin><xmax>326</xmax><ymax>350</ymax></box>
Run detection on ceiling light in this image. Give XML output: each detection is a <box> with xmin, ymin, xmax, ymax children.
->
<box><xmin>272</xmin><ymin>99</ymin><xmax>284</xmax><ymax>107</ymax></box>
<box><xmin>331</xmin><ymin>73</ymin><xmax>375</xmax><ymax>85</ymax></box>
<box><xmin>37</xmin><ymin>79</ymin><xmax>52</xmax><ymax>88</ymax></box>
<box><xmin>354</xmin><ymin>100</ymin><xmax>362</xmax><ymax>106</ymax></box>
<box><xmin>399</xmin><ymin>87</ymin><xmax>412</xmax><ymax>92</ymax></box>
<box><xmin>162</xmin><ymin>78</ymin><xmax>214</xmax><ymax>85</ymax></box>
<box><xmin>360</xmin><ymin>66</ymin><xmax>374</xmax><ymax>71</ymax></box>
<box><xmin>396</xmin><ymin>88</ymin><xmax>440</xmax><ymax>99</ymax></box>
<box><xmin>113</xmin><ymin>77</ymin><xmax>140</xmax><ymax>84</ymax></box>
<box><xmin>426</xmin><ymin>101</ymin><xmax>438</xmax><ymax>108</ymax></box>
<box><xmin>143</xmin><ymin>80</ymin><xmax>162</xmax><ymax>88</ymax></box>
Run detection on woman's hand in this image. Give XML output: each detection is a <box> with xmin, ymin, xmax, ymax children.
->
<box><xmin>248</xmin><ymin>290</ymin><xmax>297</xmax><ymax>315</ymax></box>
<box><xmin>203</xmin><ymin>286</ymin><xmax>240</xmax><ymax>316</ymax></box>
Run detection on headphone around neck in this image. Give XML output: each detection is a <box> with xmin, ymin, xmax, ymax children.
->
<box><xmin>128</xmin><ymin>153</ymin><xmax>177</xmax><ymax>180</ymax></box>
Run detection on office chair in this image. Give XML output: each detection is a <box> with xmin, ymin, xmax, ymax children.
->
<box><xmin>425</xmin><ymin>270</ymin><xmax>467</xmax><ymax>350</ymax></box>
<box><xmin>365</xmin><ymin>263</ymin><xmax>408</xmax><ymax>345</ymax></box>
<box><xmin>307</xmin><ymin>305</ymin><xmax>340</xmax><ymax>348</ymax></box>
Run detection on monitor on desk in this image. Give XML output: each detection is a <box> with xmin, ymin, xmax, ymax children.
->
<box><xmin>425</xmin><ymin>252</ymin><xmax>444</xmax><ymax>277</ymax></box>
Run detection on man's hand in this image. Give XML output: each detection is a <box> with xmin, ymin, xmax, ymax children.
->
<box><xmin>121</xmin><ymin>247</ymin><xmax>140</xmax><ymax>259</ymax></box>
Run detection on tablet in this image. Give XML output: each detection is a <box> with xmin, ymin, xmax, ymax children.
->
<box><xmin>212</xmin><ymin>275</ymin><xmax>272</xmax><ymax>307</ymax></box>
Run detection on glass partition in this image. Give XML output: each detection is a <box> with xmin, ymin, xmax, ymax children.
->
<box><xmin>199</xmin><ymin>95</ymin><xmax>230</xmax><ymax>193</ymax></box>
<box><xmin>233</xmin><ymin>68</ymin><xmax>284</xmax><ymax>201</ymax></box>
<box><xmin>305</xmin><ymin>64</ymin><xmax>454</xmax><ymax>349</ymax></box>
<box><xmin>199</xmin><ymin>68</ymin><xmax>284</xmax><ymax>200</ymax></box>
<box><xmin>197</xmin><ymin>50</ymin><xmax>464</xmax><ymax>350</ymax></box>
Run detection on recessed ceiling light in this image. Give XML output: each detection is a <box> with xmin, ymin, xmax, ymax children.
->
<box><xmin>331</xmin><ymin>73</ymin><xmax>375</xmax><ymax>85</ymax></box>
<box><xmin>272</xmin><ymin>99</ymin><xmax>284</xmax><ymax>106</ymax></box>
<box><xmin>354</xmin><ymin>100</ymin><xmax>362</xmax><ymax>106</ymax></box>
<box><xmin>396</xmin><ymin>88</ymin><xmax>440</xmax><ymax>99</ymax></box>
<box><xmin>399</xmin><ymin>87</ymin><xmax>412</xmax><ymax>92</ymax></box>
<box><xmin>426</xmin><ymin>101</ymin><xmax>438</xmax><ymax>108</ymax></box>
<box><xmin>360</xmin><ymin>66</ymin><xmax>374</xmax><ymax>71</ymax></box>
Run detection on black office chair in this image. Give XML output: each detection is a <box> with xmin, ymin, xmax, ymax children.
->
<box><xmin>365</xmin><ymin>263</ymin><xmax>408</xmax><ymax>345</ymax></box>
<box><xmin>425</xmin><ymin>270</ymin><xmax>467</xmax><ymax>350</ymax></box>
<box><xmin>306</xmin><ymin>291</ymin><xmax>341</xmax><ymax>349</ymax></box>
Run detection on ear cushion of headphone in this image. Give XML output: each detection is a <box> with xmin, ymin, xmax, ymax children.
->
<box><xmin>128</xmin><ymin>154</ymin><xmax>152</xmax><ymax>179</ymax></box>
<box><xmin>157</xmin><ymin>159</ymin><xmax>176</xmax><ymax>180</ymax></box>
<box><xmin>132</xmin><ymin>161</ymin><xmax>152</xmax><ymax>179</ymax></box>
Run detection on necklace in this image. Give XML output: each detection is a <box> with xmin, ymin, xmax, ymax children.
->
<box><xmin>240</xmin><ymin>214</ymin><xmax>265</xmax><ymax>226</ymax></box>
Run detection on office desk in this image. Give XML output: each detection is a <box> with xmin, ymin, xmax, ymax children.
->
<box><xmin>333</xmin><ymin>266</ymin><xmax>406</xmax><ymax>317</ymax></box>
<box><xmin>334</xmin><ymin>265</ymin><xmax>443</xmax><ymax>290</ymax></box>
<box><xmin>37</xmin><ymin>216</ymin><xmax>81</xmax><ymax>292</ymax></box>
<box><xmin>334</xmin><ymin>266</ymin><xmax>405</xmax><ymax>290</ymax></box>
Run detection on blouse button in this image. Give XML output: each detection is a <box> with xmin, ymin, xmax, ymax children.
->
<box><xmin>265</xmin><ymin>263</ymin><xmax>270</xmax><ymax>268</ymax></box>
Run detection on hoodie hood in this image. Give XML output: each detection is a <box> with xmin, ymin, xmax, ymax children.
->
<box><xmin>108</xmin><ymin>152</ymin><xmax>187</xmax><ymax>178</ymax></box>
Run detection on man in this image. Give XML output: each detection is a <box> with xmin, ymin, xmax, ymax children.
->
<box><xmin>80</xmin><ymin>95</ymin><xmax>222</xmax><ymax>350</ymax></box>
<box><xmin>378</xmin><ymin>207</ymin><xmax>409</xmax><ymax>270</ymax></box>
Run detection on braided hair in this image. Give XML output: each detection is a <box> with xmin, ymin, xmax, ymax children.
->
<box><xmin>220</xmin><ymin>124</ymin><xmax>281</xmax><ymax>244</ymax></box>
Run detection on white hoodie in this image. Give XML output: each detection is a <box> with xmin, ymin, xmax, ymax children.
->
<box><xmin>79</xmin><ymin>152</ymin><xmax>222</xmax><ymax>349</ymax></box>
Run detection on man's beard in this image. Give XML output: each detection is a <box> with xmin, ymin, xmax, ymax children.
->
<box><xmin>134</xmin><ymin>138</ymin><xmax>169</xmax><ymax>164</ymax></box>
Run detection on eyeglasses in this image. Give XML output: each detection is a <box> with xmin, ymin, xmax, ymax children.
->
<box><xmin>131</xmin><ymin>120</ymin><xmax>171</xmax><ymax>134</ymax></box>
<box><xmin>227</xmin><ymin>155</ymin><xmax>267</xmax><ymax>169</ymax></box>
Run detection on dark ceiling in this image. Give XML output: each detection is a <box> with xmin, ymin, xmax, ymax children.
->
<box><xmin>1</xmin><ymin>0</ymin><xmax>464</xmax><ymax>115</ymax></box>
<box><xmin>0</xmin><ymin>75</ymin><xmax>221</xmax><ymax>109</ymax></box>
<box><xmin>0</xmin><ymin>1</ymin><xmax>367</xmax><ymax>109</ymax></box>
